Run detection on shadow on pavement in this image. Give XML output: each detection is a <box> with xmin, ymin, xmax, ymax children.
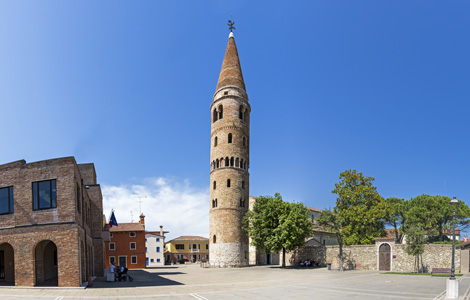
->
<box><xmin>91</xmin><ymin>269</ymin><xmax>185</xmax><ymax>288</ymax></box>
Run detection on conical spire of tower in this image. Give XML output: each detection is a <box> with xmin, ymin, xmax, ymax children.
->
<box><xmin>216</xmin><ymin>32</ymin><xmax>246</xmax><ymax>91</ymax></box>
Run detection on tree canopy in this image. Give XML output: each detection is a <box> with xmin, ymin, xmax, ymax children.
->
<box><xmin>391</xmin><ymin>195</ymin><xmax>470</xmax><ymax>242</ymax></box>
<box><xmin>332</xmin><ymin>169</ymin><xmax>386</xmax><ymax>245</ymax></box>
<box><xmin>242</xmin><ymin>193</ymin><xmax>312</xmax><ymax>267</ymax></box>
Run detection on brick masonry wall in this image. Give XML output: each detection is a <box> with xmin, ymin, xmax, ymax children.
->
<box><xmin>0</xmin><ymin>157</ymin><xmax>104</xmax><ymax>286</ymax></box>
<box><xmin>209</xmin><ymin>85</ymin><xmax>250</xmax><ymax>267</ymax></box>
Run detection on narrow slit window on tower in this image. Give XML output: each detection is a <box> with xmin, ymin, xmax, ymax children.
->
<box><xmin>225</xmin><ymin>157</ymin><xmax>229</xmax><ymax>167</ymax></box>
<box><xmin>214</xmin><ymin>136</ymin><xmax>218</xmax><ymax>147</ymax></box>
<box><xmin>239</xmin><ymin>105</ymin><xmax>244</xmax><ymax>119</ymax></box>
<box><xmin>213</xmin><ymin>108</ymin><xmax>218</xmax><ymax>123</ymax></box>
<box><xmin>227</xmin><ymin>179</ymin><xmax>230</xmax><ymax>187</ymax></box>
<box><xmin>218</xmin><ymin>105</ymin><xmax>223</xmax><ymax>119</ymax></box>
<box><xmin>213</xmin><ymin>181</ymin><xmax>216</xmax><ymax>190</ymax></box>
<box><xmin>242</xmin><ymin>181</ymin><xmax>245</xmax><ymax>189</ymax></box>
<box><xmin>228</xmin><ymin>133</ymin><xmax>232</xmax><ymax>144</ymax></box>
<box><xmin>213</xmin><ymin>235</ymin><xmax>216</xmax><ymax>243</ymax></box>
<box><xmin>215</xmin><ymin>198</ymin><xmax>217</xmax><ymax>207</ymax></box>
<box><xmin>216</xmin><ymin>159</ymin><xmax>219</xmax><ymax>168</ymax></box>
<box><xmin>230</xmin><ymin>157</ymin><xmax>234</xmax><ymax>167</ymax></box>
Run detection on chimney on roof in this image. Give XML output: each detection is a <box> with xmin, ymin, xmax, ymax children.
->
<box><xmin>139</xmin><ymin>213</ymin><xmax>145</xmax><ymax>225</ymax></box>
<box><xmin>160</xmin><ymin>225</ymin><xmax>163</xmax><ymax>237</ymax></box>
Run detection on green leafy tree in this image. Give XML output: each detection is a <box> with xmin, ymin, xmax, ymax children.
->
<box><xmin>404</xmin><ymin>225</ymin><xmax>426</xmax><ymax>273</ymax></box>
<box><xmin>316</xmin><ymin>209</ymin><xmax>344</xmax><ymax>271</ymax></box>
<box><xmin>384</xmin><ymin>197</ymin><xmax>407</xmax><ymax>243</ymax></box>
<box><xmin>407</xmin><ymin>195</ymin><xmax>470</xmax><ymax>241</ymax></box>
<box><xmin>332</xmin><ymin>170</ymin><xmax>386</xmax><ymax>245</ymax></box>
<box><xmin>242</xmin><ymin>193</ymin><xmax>312</xmax><ymax>268</ymax></box>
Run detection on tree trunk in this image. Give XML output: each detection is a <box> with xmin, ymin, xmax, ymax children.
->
<box><xmin>282</xmin><ymin>247</ymin><xmax>286</xmax><ymax>268</ymax></box>
<box><xmin>394</xmin><ymin>227</ymin><xmax>399</xmax><ymax>243</ymax></box>
<box><xmin>439</xmin><ymin>225</ymin><xmax>443</xmax><ymax>242</ymax></box>
<box><xmin>339</xmin><ymin>243</ymin><xmax>343</xmax><ymax>272</ymax></box>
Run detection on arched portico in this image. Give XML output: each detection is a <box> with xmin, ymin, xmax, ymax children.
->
<box><xmin>35</xmin><ymin>240</ymin><xmax>58</xmax><ymax>286</ymax></box>
<box><xmin>0</xmin><ymin>243</ymin><xmax>14</xmax><ymax>286</ymax></box>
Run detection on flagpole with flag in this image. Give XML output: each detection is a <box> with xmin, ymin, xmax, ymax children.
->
<box><xmin>109</xmin><ymin>209</ymin><xmax>118</xmax><ymax>228</ymax></box>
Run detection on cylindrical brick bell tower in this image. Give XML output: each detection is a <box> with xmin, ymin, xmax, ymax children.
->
<box><xmin>209</xmin><ymin>31</ymin><xmax>250</xmax><ymax>267</ymax></box>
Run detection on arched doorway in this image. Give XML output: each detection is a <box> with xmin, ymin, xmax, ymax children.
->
<box><xmin>379</xmin><ymin>243</ymin><xmax>391</xmax><ymax>271</ymax></box>
<box><xmin>0</xmin><ymin>243</ymin><xmax>14</xmax><ymax>286</ymax></box>
<box><xmin>35</xmin><ymin>240</ymin><xmax>58</xmax><ymax>286</ymax></box>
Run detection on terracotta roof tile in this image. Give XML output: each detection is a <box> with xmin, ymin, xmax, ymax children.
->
<box><xmin>166</xmin><ymin>236</ymin><xmax>208</xmax><ymax>243</ymax></box>
<box><xmin>109</xmin><ymin>222</ymin><xmax>144</xmax><ymax>232</ymax></box>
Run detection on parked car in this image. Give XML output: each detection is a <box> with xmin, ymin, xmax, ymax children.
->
<box><xmin>177</xmin><ymin>258</ymin><xmax>189</xmax><ymax>264</ymax></box>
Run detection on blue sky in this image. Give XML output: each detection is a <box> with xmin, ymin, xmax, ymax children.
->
<box><xmin>1</xmin><ymin>1</ymin><xmax>469</xmax><ymax>239</ymax></box>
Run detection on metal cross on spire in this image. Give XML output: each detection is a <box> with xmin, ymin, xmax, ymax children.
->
<box><xmin>227</xmin><ymin>19</ymin><xmax>236</xmax><ymax>32</ymax></box>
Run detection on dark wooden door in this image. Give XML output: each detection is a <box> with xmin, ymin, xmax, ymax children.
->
<box><xmin>379</xmin><ymin>243</ymin><xmax>391</xmax><ymax>271</ymax></box>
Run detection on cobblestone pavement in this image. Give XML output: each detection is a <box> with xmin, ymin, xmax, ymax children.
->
<box><xmin>0</xmin><ymin>265</ymin><xmax>469</xmax><ymax>299</ymax></box>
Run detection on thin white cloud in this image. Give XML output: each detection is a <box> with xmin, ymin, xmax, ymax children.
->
<box><xmin>102</xmin><ymin>177</ymin><xmax>209</xmax><ymax>241</ymax></box>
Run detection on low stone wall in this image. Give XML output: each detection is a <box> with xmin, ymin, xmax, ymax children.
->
<box><xmin>286</xmin><ymin>246</ymin><xmax>327</xmax><ymax>267</ymax></box>
<box><xmin>282</xmin><ymin>243</ymin><xmax>461</xmax><ymax>273</ymax></box>
<box><xmin>326</xmin><ymin>245</ymin><xmax>377</xmax><ymax>270</ymax></box>
<box><xmin>324</xmin><ymin>243</ymin><xmax>461</xmax><ymax>273</ymax></box>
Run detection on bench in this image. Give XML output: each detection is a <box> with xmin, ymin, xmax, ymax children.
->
<box><xmin>431</xmin><ymin>268</ymin><xmax>451</xmax><ymax>276</ymax></box>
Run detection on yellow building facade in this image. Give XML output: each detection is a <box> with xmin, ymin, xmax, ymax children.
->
<box><xmin>165</xmin><ymin>236</ymin><xmax>209</xmax><ymax>264</ymax></box>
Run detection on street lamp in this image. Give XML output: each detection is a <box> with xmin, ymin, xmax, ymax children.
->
<box><xmin>446</xmin><ymin>197</ymin><xmax>460</xmax><ymax>299</ymax></box>
<box><xmin>450</xmin><ymin>197</ymin><xmax>459</xmax><ymax>280</ymax></box>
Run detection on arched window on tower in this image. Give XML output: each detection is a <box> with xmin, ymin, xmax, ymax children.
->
<box><xmin>214</xmin><ymin>136</ymin><xmax>218</xmax><ymax>147</ymax></box>
<box><xmin>235</xmin><ymin>158</ymin><xmax>239</xmax><ymax>168</ymax></box>
<box><xmin>230</xmin><ymin>157</ymin><xmax>234</xmax><ymax>167</ymax></box>
<box><xmin>227</xmin><ymin>179</ymin><xmax>231</xmax><ymax>187</ymax></box>
<box><xmin>239</xmin><ymin>105</ymin><xmax>244</xmax><ymax>120</ymax></box>
<box><xmin>213</xmin><ymin>108</ymin><xmax>218</xmax><ymax>123</ymax></box>
<box><xmin>213</xmin><ymin>235</ymin><xmax>216</xmax><ymax>243</ymax></box>
<box><xmin>218</xmin><ymin>105</ymin><xmax>223</xmax><ymax>120</ymax></box>
<box><xmin>242</xmin><ymin>181</ymin><xmax>245</xmax><ymax>189</ymax></box>
<box><xmin>212</xmin><ymin>199</ymin><xmax>215</xmax><ymax>208</ymax></box>
<box><xmin>216</xmin><ymin>159</ymin><xmax>219</xmax><ymax>168</ymax></box>
<box><xmin>228</xmin><ymin>133</ymin><xmax>232</xmax><ymax>144</ymax></box>
<box><xmin>225</xmin><ymin>157</ymin><xmax>229</xmax><ymax>167</ymax></box>
<box><xmin>213</xmin><ymin>181</ymin><xmax>216</xmax><ymax>190</ymax></box>
<box><xmin>240</xmin><ymin>159</ymin><xmax>244</xmax><ymax>168</ymax></box>
<box><xmin>243</xmin><ymin>137</ymin><xmax>246</xmax><ymax>147</ymax></box>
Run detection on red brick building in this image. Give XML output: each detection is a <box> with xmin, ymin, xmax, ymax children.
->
<box><xmin>0</xmin><ymin>157</ymin><xmax>105</xmax><ymax>287</ymax></box>
<box><xmin>105</xmin><ymin>214</ymin><xmax>146</xmax><ymax>269</ymax></box>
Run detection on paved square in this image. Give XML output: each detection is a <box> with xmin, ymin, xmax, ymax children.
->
<box><xmin>0</xmin><ymin>265</ymin><xmax>468</xmax><ymax>299</ymax></box>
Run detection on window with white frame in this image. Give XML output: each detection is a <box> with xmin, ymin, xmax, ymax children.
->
<box><xmin>129</xmin><ymin>232</ymin><xmax>136</xmax><ymax>237</ymax></box>
<box><xmin>131</xmin><ymin>256</ymin><xmax>137</xmax><ymax>264</ymax></box>
<box><xmin>157</xmin><ymin>246</ymin><xmax>160</xmax><ymax>252</ymax></box>
<box><xmin>130</xmin><ymin>242</ymin><xmax>136</xmax><ymax>250</ymax></box>
<box><xmin>109</xmin><ymin>243</ymin><xmax>115</xmax><ymax>250</ymax></box>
